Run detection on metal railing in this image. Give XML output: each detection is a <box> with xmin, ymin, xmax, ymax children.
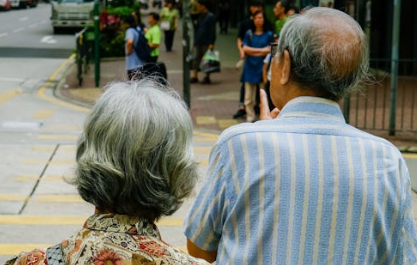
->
<box><xmin>343</xmin><ymin>59</ymin><xmax>417</xmax><ymax>135</ymax></box>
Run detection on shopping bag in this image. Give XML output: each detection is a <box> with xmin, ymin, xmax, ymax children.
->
<box><xmin>160</xmin><ymin>21</ymin><xmax>170</xmax><ymax>30</ymax></box>
<box><xmin>200</xmin><ymin>49</ymin><xmax>221</xmax><ymax>73</ymax></box>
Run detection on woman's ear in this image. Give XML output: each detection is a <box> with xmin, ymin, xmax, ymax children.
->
<box><xmin>280</xmin><ymin>50</ymin><xmax>291</xmax><ymax>85</ymax></box>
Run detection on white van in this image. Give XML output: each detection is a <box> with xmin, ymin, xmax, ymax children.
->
<box><xmin>50</xmin><ymin>0</ymin><xmax>96</xmax><ymax>33</ymax></box>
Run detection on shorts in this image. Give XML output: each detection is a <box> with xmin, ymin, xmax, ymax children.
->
<box><xmin>191</xmin><ymin>44</ymin><xmax>209</xmax><ymax>71</ymax></box>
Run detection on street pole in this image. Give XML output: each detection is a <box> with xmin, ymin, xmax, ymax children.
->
<box><xmin>389</xmin><ymin>0</ymin><xmax>401</xmax><ymax>136</ymax></box>
<box><xmin>182</xmin><ymin>0</ymin><xmax>191</xmax><ymax>108</ymax></box>
<box><xmin>94</xmin><ymin>0</ymin><xmax>100</xmax><ymax>88</ymax></box>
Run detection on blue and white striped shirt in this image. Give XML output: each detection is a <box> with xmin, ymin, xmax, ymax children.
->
<box><xmin>184</xmin><ymin>96</ymin><xmax>417</xmax><ymax>265</ymax></box>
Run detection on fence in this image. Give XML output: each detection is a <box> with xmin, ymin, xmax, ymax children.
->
<box><xmin>343</xmin><ymin>59</ymin><xmax>417</xmax><ymax>138</ymax></box>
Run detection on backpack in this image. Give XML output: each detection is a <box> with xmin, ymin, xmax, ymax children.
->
<box><xmin>133</xmin><ymin>28</ymin><xmax>152</xmax><ymax>63</ymax></box>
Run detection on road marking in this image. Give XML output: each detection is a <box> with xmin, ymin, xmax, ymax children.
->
<box><xmin>193</xmin><ymin>131</ymin><xmax>219</xmax><ymax>138</ymax></box>
<box><xmin>43</xmin><ymin>125</ymin><xmax>82</xmax><ymax>131</ymax></box>
<box><xmin>35</xmin><ymin>195</ymin><xmax>83</xmax><ymax>203</ymax></box>
<box><xmin>37</xmin><ymin>134</ymin><xmax>79</xmax><ymax>140</ymax></box>
<box><xmin>196</xmin><ymin>116</ymin><xmax>217</xmax><ymax>125</ymax></box>
<box><xmin>0</xmin><ymin>33</ymin><xmax>9</xmax><ymax>38</ymax></box>
<box><xmin>31</xmin><ymin>146</ymin><xmax>56</xmax><ymax>152</ymax></box>
<box><xmin>0</xmin><ymin>194</ymin><xmax>28</xmax><ymax>202</ymax></box>
<box><xmin>0</xmin><ymin>89</ymin><xmax>22</xmax><ymax>105</ymax></box>
<box><xmin>193</xmin><ymin>147</ymin><xmax>211</xmax><ymax>153</ymax></box>
<box><xmin>38</xmin><ymin>54</ymin><xmax>90</xmax><ymax>113</ymax></box>
<box><xmin>0</xmin><ymin>244</ymin><xmax>187</xmax><ymax>255</ymax></box>
<box><xmin>19</xmin><ymin>17</ymin><xmax>28</xmax><ymax>21</ymax></box>
<box><xmin>33</xmin><ymin>110</ymin><xmax>54</xmax><ymax>119</ymax></box>
<box><xmin>21</xmin><ymin>158</ymin><xmax>74</xmax><ymax>165</ymax></box>
<box><xmin>403</xmin><ymin>153</ymin><xmax>417</xmax><ymax>159</ymax></box>
<box><xmin>40</xmin><ymin>35</ymin><xmax>57</xmax><ymax>44</ymax></box>
<box><xmin>13</xmin><ymin>28</ymin><xmax>24</xmax><ymax>33</ymax></box>
<box><xmin>0</xmin><ymin>215</ymin><xmax>184</xmax><ymax>226</ymax></box>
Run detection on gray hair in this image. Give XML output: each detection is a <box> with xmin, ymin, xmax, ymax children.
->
<box><xmin>71</xmin><ymin>79</ymin><xmax>198</xmax><ymax>221</ymax></box>
<box><xmin>276</xmin><ymin>7</ymin><xmax>369</xmax><ymax>100</ymax></box>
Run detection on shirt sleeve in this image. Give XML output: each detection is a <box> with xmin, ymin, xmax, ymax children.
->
<box><xmin>400</xmin><ymin>161</ymin><xmax>417</xmax><ymax>264</ymax></box>
<box><xmin>184</xmin><ymin>142</ymin><xmax>230</xmax><ymax>251</ymax></box>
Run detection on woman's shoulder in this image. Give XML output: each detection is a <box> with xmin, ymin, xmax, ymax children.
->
<box><xmin>5</xmin><ymin>249</ymin><xmax>47</xmax><ymax>265</ymax></box>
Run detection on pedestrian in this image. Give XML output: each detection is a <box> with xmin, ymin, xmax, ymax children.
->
<box><xmin>5</xmin><ymin>78</ymin><xmax>211</xmax><ymax>265</ymax></box>
<box><xmin>190</xmin><ymin>0</ymin><xmax>216</xmax><ymax>84</ymax></box>
<box><xmin>160</xmin><ymin>0</ymin><xmax>179</xmax><ymax>52</ymax></box>
<box><xmin>145</xmin><ymin>12</ymin><xmax>162</xmax><ymax>63</ymax></box>
<box><xmin>233</xmin><ymin>0</ymin><xmax>273</xmax><ymax>119</ymax></box>
<box><xmin>241</xmin><ymin>10</ymin><xmax>274</xmax><ymax>122</ymax></box>
<box><xmin>273</xmin><ymin>0</ymin><xmax>291</xmax><ymax>39</ymax></box>
<box><xmin>217</xmin><ymin>2</ymin><xmax>230</xmax><ymax>34</ymax></box>
<box><xmin>124</xmin><ymin>14</ymin><xmax>145</xmax><ymax>80</ymax></box>
<box><xmin>184</xmin><ymin>7</ymin><xmax>417</xmax><ymax>264</ymax></box>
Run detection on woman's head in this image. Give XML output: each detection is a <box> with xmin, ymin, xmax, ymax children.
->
<box><xmin>72</xmin><ymin>79</ymin><xmax>198</xmax><ymax>221</ymax></box>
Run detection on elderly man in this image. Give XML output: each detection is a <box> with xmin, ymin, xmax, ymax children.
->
<box><xmin>184</xmin><ymin>7</ymin><xmax>417</xmax><ymax>264</ymax></box>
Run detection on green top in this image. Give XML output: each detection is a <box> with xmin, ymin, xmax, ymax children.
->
<box><xmin>160</xmin><ymin>7</ymin><xmax>179</xmax><ymax>30</ymax></box>
<box><xmin>275</xmin><ymin>17</ymin><xmax>288</xmax><ymax>38</ymax></box>
<box><xmin>145</xmin><ymin>25</ymin><xmax>162</xmax><ymax>57</ymax></box>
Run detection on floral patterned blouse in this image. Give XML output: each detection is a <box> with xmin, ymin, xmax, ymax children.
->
<box><xmin>6</xmin><ymin>213</ymin><xmax>211</xmax><ymax>265</ymax></box>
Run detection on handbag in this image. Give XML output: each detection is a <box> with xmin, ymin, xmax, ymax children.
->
<box><xmin>160</xmin><ymin>21</ymin><xmax>171</xmax><ymax>30</ymax></box>
<box><xmin>199</xmin><ymin>49</ymin><xmax>221</xmax><ymax>73</ymax></box>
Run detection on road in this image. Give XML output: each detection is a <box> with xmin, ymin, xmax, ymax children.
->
<box><xmin>0</xmin><ymin>5</ymin><xmax>218</xmax><ymax>263</ymax></box>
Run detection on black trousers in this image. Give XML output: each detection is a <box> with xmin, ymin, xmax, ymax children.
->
<box><xmin>164</xmin><ymin>30</ymin><xmax>175</xmax><ymax>52</ymax></box>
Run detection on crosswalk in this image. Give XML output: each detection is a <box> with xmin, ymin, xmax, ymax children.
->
<box><xmin>0</xmin><ymin>130</ymin><xmax>219</xmax><ymax>263</ymax></box>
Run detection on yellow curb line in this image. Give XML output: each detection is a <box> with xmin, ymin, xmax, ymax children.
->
<box><xmin>38</xmin><ymin>53</ymin><xmax>90</xmax><ymax>113</ymax></box>
<box><xmin>403</xmin><ymin>153</ymin><xmax>417</xmax><ymax>159</ymax></box>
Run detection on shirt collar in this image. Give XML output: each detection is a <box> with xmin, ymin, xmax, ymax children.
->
<box><xmin>84</xmin><ymin>213</ymin><xmax>161</xmax><ymax>239</ymax></box>
<box><xmin>278</xmin><ymin>96</ymin><xmax>346</xmax><ymax>123</ymax></box>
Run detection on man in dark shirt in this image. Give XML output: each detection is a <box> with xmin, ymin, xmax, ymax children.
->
<box><xmin>190</xmin><ymin>0</ymin><xmax>216</xmax><ymax>84</ymax></box>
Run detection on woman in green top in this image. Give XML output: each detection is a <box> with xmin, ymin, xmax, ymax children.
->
<box><xmin>160</xmin><ymin>0</ymin><xmax>179</xmax><ymax>52</ymax></box>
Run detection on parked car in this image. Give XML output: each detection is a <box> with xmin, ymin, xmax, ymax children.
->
<box><xmin>9</xmin><ymin>0</ymin><xmax>37</xmax><ymax>8</ymax></box>
<box><xmin>0</xmin><ymin>0</ymin><xmax>11</xmax><ymax>10</ymax></box>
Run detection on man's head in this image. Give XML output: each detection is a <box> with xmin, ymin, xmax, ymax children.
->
<box><xmin>249</xmin><ymin>0</ymin><xmax>264</xmax><ymax>15</ymax></box>
<box><xmin>196</xmin><ymin>0</ymin><xmax>210</xmax><ymax>13</ymax></box>
<box><xmin>273</xmin><ymin>0</ymin><xmax>291</xmax><ymax>18</ymax></box>
<box><xmin>270</xmin><ymin>7</ymin><xmax>369</xmax><ymax>109</ymax></box>
<box><xmin>148</xmin><ymin>12</ymin><xmax>160</xmax><ymax>26</ymax></box>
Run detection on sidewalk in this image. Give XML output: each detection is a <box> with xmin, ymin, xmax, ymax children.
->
<box><xmin>55</xmin><ymin>22</ymin><xmax>417</xmax><ymax>151</ymax></box>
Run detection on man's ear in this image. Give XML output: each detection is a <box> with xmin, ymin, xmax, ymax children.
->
<box><xmin>280</xmin><ymin>50</ymin><xmax>291</xmax><ymax>85</ymax></box>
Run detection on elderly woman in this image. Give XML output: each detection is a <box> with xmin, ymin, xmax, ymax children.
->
<box><xmin>6</xmin><ymin>79</ymin><xmax>210</xmax><ymax>265</ymax></box>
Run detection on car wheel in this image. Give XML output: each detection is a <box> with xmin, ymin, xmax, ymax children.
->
<box><xmin>53</xmin><ymin>27</ymin><xmax>61</xmax><ymax>34</ymax></box>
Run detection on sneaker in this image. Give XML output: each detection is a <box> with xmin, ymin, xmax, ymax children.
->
<box><xmin>233</xmin><ymin>108</ymin><xmax>246</xmax><ymax>119</ymax></box>
<box><xmin>190</xmin><ymin>77</ymin><xmax>199</xmax><ymax>83</ymax></box>
<box><xmin>202</xmin><ymin>76</ymin><xmax>211</xmax><ymax>84</ymax></box>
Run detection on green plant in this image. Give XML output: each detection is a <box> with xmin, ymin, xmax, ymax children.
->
<box><xmin>100</xmin><ymin>31</ymin><xmax>125</xmax><ymax>57</ymax></box>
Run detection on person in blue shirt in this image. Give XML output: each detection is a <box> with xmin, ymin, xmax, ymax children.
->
<box><xmin>185</xmin><ymin>7</ymin><xmax>417</xmax><ymax>264</ymax></box>
<box><xmin>241</xmin><ymin>10</ymin><xmax>274</xmax><ymax>122</ymax></box>
<box><xmin>124</xmin><ymin>14</ymin><xmax>145</xmax><ymax>80</ymax></box>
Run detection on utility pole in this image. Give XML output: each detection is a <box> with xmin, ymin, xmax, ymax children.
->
<box><xmin>94</xmin><ymin>0</ymin><xmax>100</xmax><ymax>88</ymax></box>
<box><xmin>389</xmin><ymin>0</ymin><xmax>401</xmax><ymax>135</ymax></box>
<box><xmin>182</xmin><ymin>0</ymin><xmax>191</xmax><ymax>107</ymax></box>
